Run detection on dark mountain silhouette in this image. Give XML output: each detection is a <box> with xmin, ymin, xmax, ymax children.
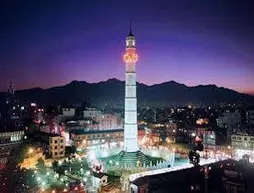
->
<box><xmin>0</xmin><ymin>79</ymin><xmax>253</xmax><ymax>107</ymax></box>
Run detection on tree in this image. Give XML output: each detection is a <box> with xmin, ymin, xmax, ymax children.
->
<box><xmin>36</xmin><ymin>158</ymin><xmax>46</xmax><ymax>173</ymax></box>
<box><xmin>189</xmin><ymin>150</ymin><xmax>200</xmax><ymax>166</ymax></box>
<box><xmin>14</xmin><ymin>144</ymin><xmax>29</xmax><ymax>164</ymax></box>
<box><xmin>52</xmin><ymin>160</ymin><xmax>59</xmax><ymax>172</ymax></box>
<box><xmin>194</xmin><ymin>141</ymin><xmax>204</xmax><ymax>151</ymax></box>
<box><xmin>65</xmin><ymin>145</ymin><xmax>77</xmax><ymax>156</ymax></box>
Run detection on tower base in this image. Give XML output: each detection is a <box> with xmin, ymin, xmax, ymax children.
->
<box><xmin>113</xmin><ymin>150</ymin><xmax>150</xmax><ymax>167</ymax></box>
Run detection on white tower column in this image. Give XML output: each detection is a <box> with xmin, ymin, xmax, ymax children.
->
<box><xmin>123</xmin><ymin>29</ymin><xmax>139</xmax><ymax>152</ymax></box>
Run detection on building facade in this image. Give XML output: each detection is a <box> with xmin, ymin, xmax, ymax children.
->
<box><xmin>83</xmin><ymin>108</ymin><xmax>102</xmax><ymax>122</ymax></box>
<box><xmin>217</xmin><ymin>110</ymin><xmax>241</xmax><ymax>129</ymax></box>
<box><xmin>70</xmin><ymin>128</ymin><xmax>146</xmax><ymax>149</ymax></box>
<box><xmin>98</xmin><ymin>114</ymin><xmax>123</xmax><ymax>130</ymax></box>
<box><xmin>49</xmin><ymin>135</ymin><xmax>65</xmax><ymax>159</ymax></box>
<box><xmin>0</xmin><ymin>131</ymin><xmax>24</xmax><ymax>145</ymax></box>
<box><xmin>231</xmin><ymin>134</ymin><xmax>254</xmax><ymax>150</ymax></box>
<box><xmin>231</xmin><ymin>134</ymin><xmax>254</xmax><ymax>162</ymax></box>
<box><xmin>70</xmin><ymin>129</ymin><xmax>124</xmax><ymax>148</ymax></box>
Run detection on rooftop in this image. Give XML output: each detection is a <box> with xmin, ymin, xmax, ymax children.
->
<box><xmin>70</xmin><ymin>129</ymin><xmax>124</xmax><ymax>135</ymax></box>
<box><xmin>70</xmin><ymin>127</ymin><xmax>145</xmax><ymax>135</ymax></box>
<box><xmin>93</xmin><ymin>172</ymin><xmax>108</xmax><ymax>179</ymax></box>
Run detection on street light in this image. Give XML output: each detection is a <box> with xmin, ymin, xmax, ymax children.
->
<box><xmin>28</xmin><ymin>148</ymin><xmax>34</xmax><ymax>154</ymax></box>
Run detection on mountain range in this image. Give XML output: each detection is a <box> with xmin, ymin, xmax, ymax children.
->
<box><xmin>0</xmin><ymin>79</ymin><xmax>253</xmax><ymax>107</ymax></box>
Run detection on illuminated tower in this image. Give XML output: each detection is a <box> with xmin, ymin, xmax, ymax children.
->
<box><xmin>113</xmin><ymin>25</ymin><xmax>149</xmax><ymax>167</ymax></box>
<box><xmin>123</xmin><ymin>26</ymin><xmax>139</xmax><ymax>152</ymax></box>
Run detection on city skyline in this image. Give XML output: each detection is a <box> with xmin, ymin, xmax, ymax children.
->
<box><xmin>1</xmin><ymin>0</ymin><xmax>254</xmax><ymax>95</ymax></box>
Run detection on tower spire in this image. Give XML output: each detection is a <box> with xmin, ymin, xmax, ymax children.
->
<box><xmin>128</xmin><ymin>20</ymin><xmax>134</xmax><ymax>37</ymax></box>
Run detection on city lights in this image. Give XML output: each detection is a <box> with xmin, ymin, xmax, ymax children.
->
<box><xmin>28</xmin><ymin>148</ymin><xmax>34</xmax><ymax>154</ymax></box>
<box><xmin>0</xmin><ymin>9</ymin><xmax>252</xmax><ymax>193</ymax></box>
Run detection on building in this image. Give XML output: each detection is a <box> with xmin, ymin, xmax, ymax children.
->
<box><xmin>146</xmin><ymin>122</ymin><xmax>178</xmax><ymax>144</ymax></box>
<box><xmin>138</xmin><ymin>108</ymin><xmax>156</xmax><ymax>123</ymax></box>
<box><xmin>231</xmin><ymin>134</ymin><xmax>254</xmax><ymax>162</ymax></box>
<box><xmin>148</xmin><ymin>128</ymin><xmax>167</xmax><ymax>145</ymax></box>
<box><xmin>0</xmin><ymin>81</ymin><xmax>24</xmax><ymax>133</ymax></box>
<box><xmin>32</xmin><ymin>132</ymin><xmax>65</xmax><ymax>159</ymax></box>
<box><xmin>217</xmin><ymin>110</ymin><xmax>241</xmax><ymax>129</ymax></box>
<box><xmin>246</xmin><ymin>110</ymin><xmax>254</xmax><ymax>133</ymax></box>
<box><xmin>58</xmin><ymin>107</ymin><xmax>76</xmax><ymax>122</ymax></box>
<box><xmin>29</xmin><ymin>103</ymin><xmax>45</xmax><ymax>124</ymax></box>
<box><xmin>49</xmin><ymin>135</ymin><xmax>65</xmax><ymax>159</ymax></box>
<box><xmin>155</xmin><ymin>108</ymin><xmax>169</xmax><ymax>123</ymax></box>
<box><xmin>70</xmin><ymin>128</ymin><xmax>146</xmax><ymax>149</ymax></box>
<box><xmin>83</xmin><ymin>108</ymin><xmax>102</xmax><ymax>122</ymax></box>
<box><xmin>92</xmin><ymin>172</ymin><xmax>108</xmax><ymax>189</ymax></box>
<box><xmin>231</xmin><ymin>134</ymin><xmax>254</xmax><ymax>150</ymax></box>
<box><xmin>39</xmin><ymin>123</ymin><xmax>51</xmax><ymax>133</ymax></box>
<box><xmin>222</xmin><ymin>170</ymin><xmax>245</xmax><ymax>193</ymax></box>
<box><xmin>98</xmin><ymin>114</ymin><xmax>123</xmax><ymax>130</ymax></box>
<box><xmin>203</xmin><ymin>130</ymin><xmax>216</xmax><ymax>149</ymax></box>
<box><xmin>70</xmin><ymin>129</ymin><xmax>124</xmax><ymax>148</ymax></box>
<box><xmin>0</xmin><ymin>130</ymin><xmax>24</xmax><ymax>145</ymax></box>
<box><xmin>130</xmin><ymin>159</ymin><xmax>233</xmax><ymax>193</ymax></box>
<box><xmin>65</xmin><ymin>119</ymin><xmax>99</xmax><ymax>131</ymax></box>
<box><xmin>0</xmin><ymin>130</ymin><xmax>25</xmax><ymax>170</ymax></box>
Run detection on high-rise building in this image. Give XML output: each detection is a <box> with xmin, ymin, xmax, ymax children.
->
<box><xmin>123</xmin><ymin>26</ymin><xmax>139</xmax><ymax>152</ymax></box>
<box><xmin>246</xmin><ymin>110</ymin><xmax>254</xmax><ymax>132</ymax></box>
<box><xmin>1</xmin><ymin>80</ymin><xmax>23</xmax><ymax>132</ymax></box>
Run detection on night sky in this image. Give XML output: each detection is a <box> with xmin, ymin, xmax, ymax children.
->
<box><xmin>1</xmin><ymin>0</ymin><xmax>254</xmax><ymax>95</ymax></box>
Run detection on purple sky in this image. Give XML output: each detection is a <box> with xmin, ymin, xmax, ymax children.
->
<box><xmin>1</xmin><ymin>0</ymin><xmax>254</xmax><ymax>95</ymax></box>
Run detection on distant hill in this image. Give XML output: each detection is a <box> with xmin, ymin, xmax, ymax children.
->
<box><xmin>0</xmin><ymin>79</ymin><xmax>253</xmax><ymax>107</ymax></box>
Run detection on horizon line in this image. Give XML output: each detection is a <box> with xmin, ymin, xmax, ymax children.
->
<box><xmin>0</xmin><ymin>78</ymin><xmax>253</xmax><ymax>96</ymax></box>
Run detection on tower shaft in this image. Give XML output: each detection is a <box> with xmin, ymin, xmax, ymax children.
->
<box><xmin>123</xmin><ymin>31</ymin><xmax>139</xmax><ymax>152</ymax></box>
<box><xmin>124</xmin><ymin>61</ymin><xmax>138</xmax><ymax>152</ymax></box>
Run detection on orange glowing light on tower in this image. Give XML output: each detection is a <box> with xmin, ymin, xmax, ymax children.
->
<box><xmin>123</xmin><ymin>22</ymin><xmax>138</xmax><ymax>64</ymax></box>
<box><xmin>123</xmin><ymin>48</ymin><xmax>138</xmax><ymax>64</ymax></box>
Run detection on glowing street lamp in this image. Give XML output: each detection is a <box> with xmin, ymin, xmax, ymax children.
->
<box><xmin>28</xmin><ymin>148</ymin><xmax>34</xmax><ymax>154</ymax></box>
